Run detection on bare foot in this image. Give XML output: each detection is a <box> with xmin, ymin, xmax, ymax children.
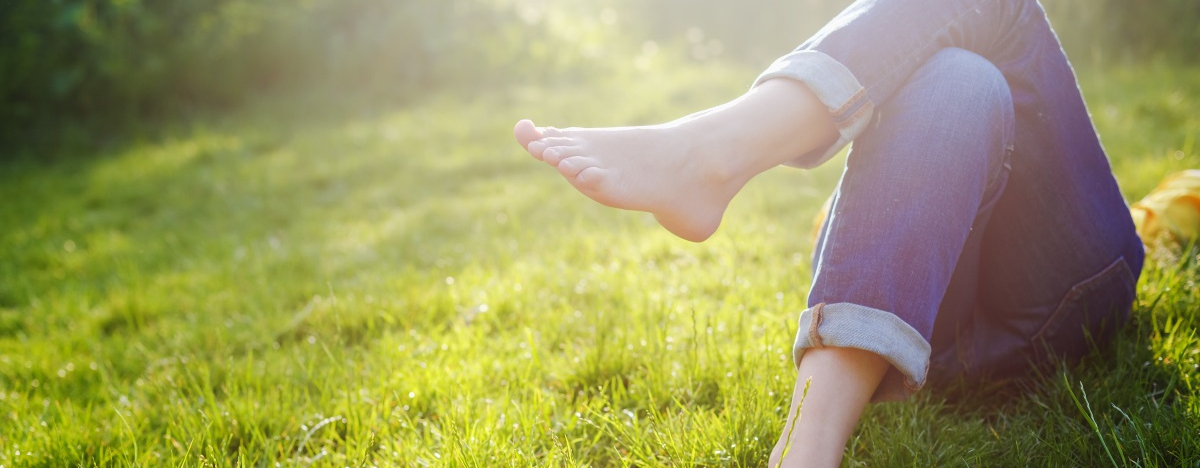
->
<box><xmin>513</xmin><ymin>79</ymin><xmax>838</xmax><ymax>242</ymax></box>
<box><xmin>514</xmin><ymin>118</ymin><xmax>745</xmax><ymax>241</ymax></box>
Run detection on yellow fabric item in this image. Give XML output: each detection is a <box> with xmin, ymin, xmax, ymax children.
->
<box><xmin>1130</xmin><ymin>170</ymin><xmax>1200</xmax><ymax>251</ymax></box>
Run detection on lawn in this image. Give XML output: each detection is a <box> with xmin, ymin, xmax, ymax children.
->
<box><xmin>1</xmin><ymin>60</ymin><xmax>1198</xmax><ymax>467</ymax></box>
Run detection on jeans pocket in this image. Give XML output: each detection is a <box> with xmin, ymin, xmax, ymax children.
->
<box><xmin>1033</xmin><ymin>256</ymin><xmax>1136</xmax><ymax>360</ymax></box>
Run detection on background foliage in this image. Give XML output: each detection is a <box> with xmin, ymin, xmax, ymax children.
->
<box><xmin>2</xmin><ymin>0</ymin><xmax>1199</xmax><ymax>154</ymax></box>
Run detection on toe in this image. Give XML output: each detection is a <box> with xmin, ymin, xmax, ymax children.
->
<box><xmin>526</xmin><ymin>141</ymin><xmax>546</xmax><ymax>159</ymax></box>
<box><xmin>556</xmin><ymin>155</ymin><xmax>597</xmax><ymax>178</ymax></box>
<box><xmin>514</xmin><ymin>119</ymin><xmax>543</xmax><ymax>149</ymax></box>
<box><xmin>540</xmin><ymin>126</ymin><xmax>564</xmax><ymax>137</ymax></box>
<box><xmin>529</xmin><ymin>138</ymin><xmax>575</xmax><ymax>162</ymax></box>
<box><xmin>543</xmin><ymin>145</ymin><xmax>583</xmax><ymax>165</ymax></box>
<box><xmin>533</xmin><ymin>137</ymin><xmax>575</xmax><ymax>148</ymax></box>
<box><xmin>572</xmin><ymin>166</ymin><xmax>608</xmax><ymax>191</ymax></box>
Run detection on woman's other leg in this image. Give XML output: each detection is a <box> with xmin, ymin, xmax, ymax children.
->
<box><xmin>931</xmin><ymin>1</ymin><xmax>1145</xmax><ymax>379</ymax></box>
<box><xmin>769</xmin><ymin>47</ymin><xmax>1014</xmax><ymax>467</ymax></box>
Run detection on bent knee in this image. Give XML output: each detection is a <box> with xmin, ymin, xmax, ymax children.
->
<box><xmin>920</xmin><ymin>48</ymin><xmax>1013</xmax><ymax>122</ymax></box>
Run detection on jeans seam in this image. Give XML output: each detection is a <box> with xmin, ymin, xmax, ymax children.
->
<box><xmin>838</xmin><ymin>101</ymin><xmax>874</xmax><ymax>132</ymax></box>
<box><xmin>979</xmin><ymin>145</ymin><xmax>1013</xmax><ymax>213</ymax></box>
<box><xmin>831</xmin><ymin>88</ymin><xmax>868</xmax><ymax>119</ymax></box>
<box><xmin>904</xmin><ymin>366</ymin><xmax>928</xmax><ymax>393</ymax></box>
<box><xmin>808</xmin><ymin>302</ymin><xmax>826</xmax><ymax>347</ymax></box>
<box><xmin>1033</xmin><ymin>256</ymin><xmax>1132</xmax><ymax>340</ymax></box>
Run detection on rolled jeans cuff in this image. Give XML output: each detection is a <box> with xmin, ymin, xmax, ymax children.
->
<box><xmin>752</xmin><ymin>50</ymin><xmax>873</xmax><ymax>169</ymax></box>
<box><xmin>794</xmin><ymin>302</ymin><xmax>931</xmax><ymax>402</ymax></box>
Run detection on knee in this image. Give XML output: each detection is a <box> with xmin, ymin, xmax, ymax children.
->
<box><xmin>858</xmin><ymin>47</ymin><xmax>1015</xmax><ymax>183</ymax></box>
<box><xmin>917</xmin><ymin>48</ymin><xmax>1013</xmax><ymax>128</ymax></box>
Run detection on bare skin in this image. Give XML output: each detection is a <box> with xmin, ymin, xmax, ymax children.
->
<box><xmin>768</xmin><ymin>347</ymin><xmax>890</xmax><ymax>468</ymax></box>
<box><xmin>513</xmin><ymin>79</ymin><xmax>838</xmax><ymax>242</ymax></box>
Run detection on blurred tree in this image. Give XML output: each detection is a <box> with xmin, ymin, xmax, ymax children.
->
<box><xmin>1</xmin><ymin>0</ymin><xmax>1196</xmax><ymax>156</ymax></box>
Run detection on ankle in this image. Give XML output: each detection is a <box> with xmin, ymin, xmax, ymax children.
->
<box><xmin>710</xmin><ymin>80</ymin><xmax>838</xmax><ymax>172</ymax></box>
<box><xmin>669</xmin><ymin>116</ymin><xmax>758</xmax><ymax>186</ymax></box>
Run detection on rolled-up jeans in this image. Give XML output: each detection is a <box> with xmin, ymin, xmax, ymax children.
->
<box><xmin>753</xmin><ymin>0</ymin><xmax>1145</xmax><ymax>401</ymax></box>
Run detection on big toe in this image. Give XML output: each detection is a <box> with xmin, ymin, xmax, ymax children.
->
<box><xmin>514</xmin><ymin>119</ymin><xmax>542</xmax><ymax>149</ymax></box>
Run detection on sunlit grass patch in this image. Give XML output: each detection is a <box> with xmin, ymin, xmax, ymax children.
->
<box><xmin>1</xmin><ymin>61</ymin><xmax>1198</xmax><ymax>466</ymax></box>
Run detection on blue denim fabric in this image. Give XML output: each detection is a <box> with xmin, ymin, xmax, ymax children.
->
<box><xmin>756</xmin><ymin>0</ymin><xmax>1144</xmax><ymax>400</ymax></box>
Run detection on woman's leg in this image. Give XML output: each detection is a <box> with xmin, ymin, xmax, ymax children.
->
<box><xmin>770</xmin><ymin>347</ymin><xmax>891</xmax><ymax>468</ymax></box>
<box><xmin>513</xmin><ymin>77</ymin><xmax>838</xmax><ymax>242</ymax></box>
<box><xmin>775</xmin><ymin>0</ymin><xmax>1144</xmax><ymax>382</ymax></box>
<box><xmin>768</xmin><ymin>0</ymin><xmax>1142</xmax><ymax>462</ymax></box>
<box><xmin>755</xmin><ymin>0</ymin><xmax>1144</xmax><ymax>364</ymax></box>
<box><xmin>768</xmin><ymin>47</ymin><xmax>1014</xmax><ymax>468</ymax></box>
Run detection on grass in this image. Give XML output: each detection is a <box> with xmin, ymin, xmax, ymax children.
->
<box><xmin>0</xmin><ymin>58</ymin><xmax>1198</xmax><ymax>467</ymax></box>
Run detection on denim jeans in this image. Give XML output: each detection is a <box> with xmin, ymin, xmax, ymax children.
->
<box><xmin>753</xmin><ymin>0</ymin><xmax>1145</xmax><ymax>401</ymax></box>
